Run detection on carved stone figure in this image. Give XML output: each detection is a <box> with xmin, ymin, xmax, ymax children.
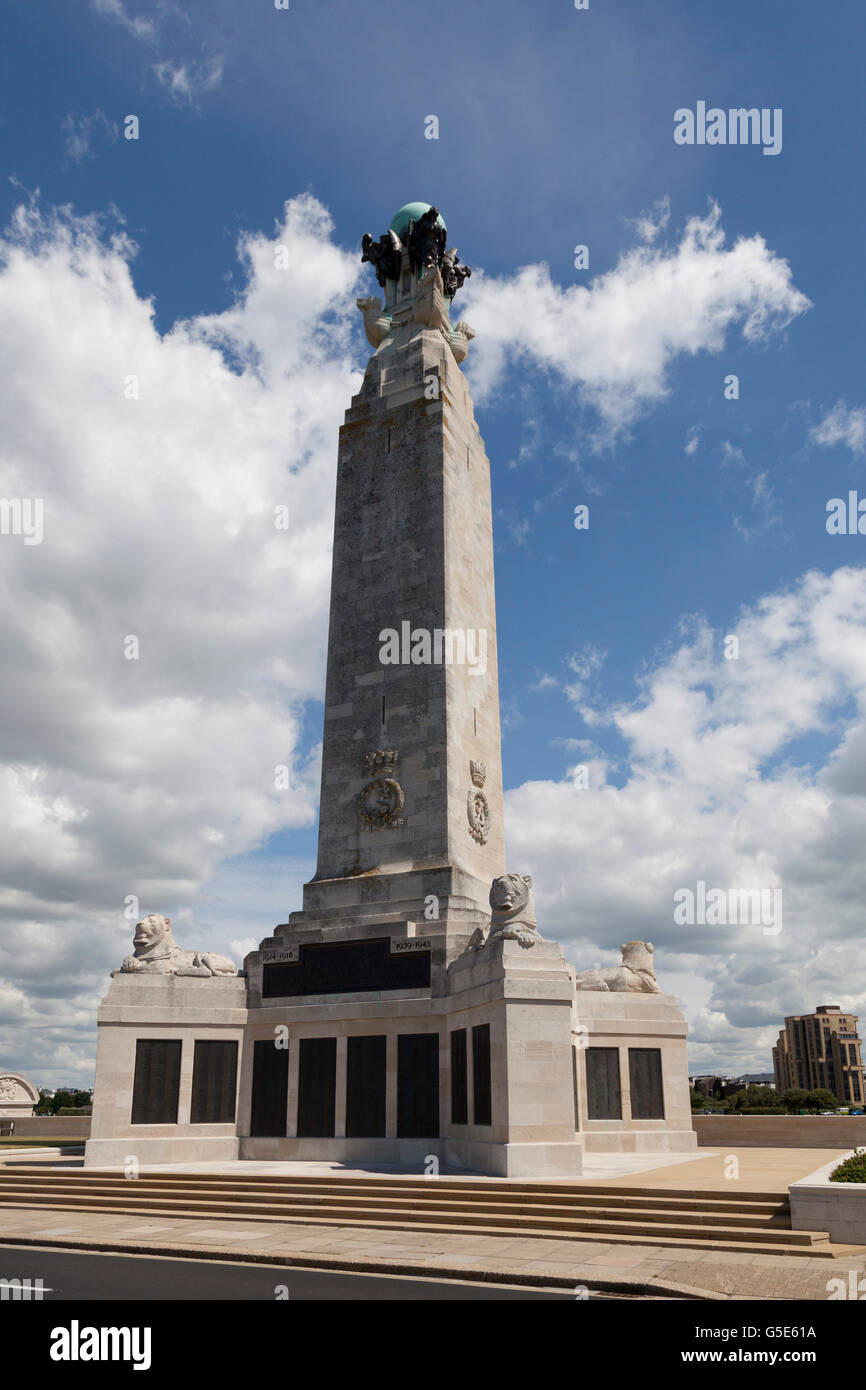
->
<box><xmin>574</xmin><ymin>940</ymin><xmax>660</xmax><ymax>993</ymax></box>
<box><xmin>361</xmin><ymin>229</ymin><xmax>403</xmax><ymax>286</ymax></box>
<box><xmin>116</xmin><ymin>914</ymin><xmax>238</xmax><ymax>978</ymax></box>
<box><xmin>407</xmin><ymin>205</ymin><xmax>447</xmax><ymax>274</ymax></box>
<box><xmin>448</xmin><ymin>320</ymin><xmax>476</xmax><ymax>364</ymax></box>
<box><xmin>356</xmin><ymin>296</ymin><xmax>392</xmax><ymax>349</ymax></box>
<box><xmin>487</xmin><ymin>873</ymin><xmax>539</xmax><ymax>949</ymax></box>
<box><xmin>358</xmin><ymin>749</ymin><xmax>404</xmax><ymax>829</ymax></box>
<box><xmin>441</xmin><ymin>247</ymin><xmax>472</xmax><ymax>301</ymax></box>
<box><xmin>467</xmin><ymin>787</ymin><xmax>490</xmax><ymax>844</ymax></box>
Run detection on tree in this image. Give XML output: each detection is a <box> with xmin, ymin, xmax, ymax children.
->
<box><xmin>781</xmin><ymin>1087</ymin><xmax>809</xmax><ymax>1113</ymax></box>
<box><xmin>728</xmin><ymin>1085</ymin><xmax>782</xmax><ymax>1112</ymax></box>
<box><xmin>690</xmin><ymin>1088</ymin><xmax>707</xmax><ymax>1111</ymax></box>
<box><xmin>804</xmin><ymin>1088</ymin><xmax>842</xmax><ymax>1112</ymax></box>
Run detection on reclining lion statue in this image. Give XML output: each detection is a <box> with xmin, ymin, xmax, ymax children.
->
<box><xmin>574</xmin><ymin>940</ymin><xmax>660</xmax><ymax>993</ymax></box>
<box><xmin>115</xmin><ymin>914</ymin><xmax>238</xmax><ymax>978</ymax></box>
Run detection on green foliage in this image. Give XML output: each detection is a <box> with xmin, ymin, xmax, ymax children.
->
<box><xmin>829</xmin><ymin>1148</ymin><xmax>866</xmax><ymax>1183</ymax></box>
<box><xmin>805</xmin><ymin>1088</ymin><xmax>843</xmax><ymax>1111</ymax></box>
<box><xmin>727</xmin><ymin>1085</ymin><xmax>784</xmax><ymax>1112</ymax></box>
<box><xmin>781</xmin><ymin>1087</ymin><xmax>809</xmax><ymax>1113</ymax></box>
<box><xmin>34</xmin><ymin>1088</ymin><xmax>93</xmax><ymax>1116</ymax></box>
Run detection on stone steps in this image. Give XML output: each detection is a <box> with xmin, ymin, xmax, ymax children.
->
<box><xmin>0</xmin><ymin>1178</ymin><xmax>792</xmax><ymax>1230</ymax></box>
<box><xmin>7</xmin><ymin>1169</ymin><xmax>789</xmax><ymax>1206</ymax></box>
<box><xmin>0</xmin><ymin>1196</ymin><xmax>837</xmax><ymax>1259</ymax></box>
<box><xmin>0</xmin><ymin>1170</ymin><xmax>840</xmax><ymax>1256</ymax></box>
<box><xmin>0</xmin><ymin>1190</ymin><xmax>796</xmax><ymax>1235</ymax></box>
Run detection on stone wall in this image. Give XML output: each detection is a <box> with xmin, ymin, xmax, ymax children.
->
<box><xmin>4</xmin><ymin>1116</ymin><xmax>91</xmax><ymax>1138</ymax></box>
<box><xmin>694</xmin><ymin>1114</ymin><xmax>866</xmax><ymax>1147</ymax></box>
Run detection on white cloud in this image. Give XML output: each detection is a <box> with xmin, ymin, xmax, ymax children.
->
<box><xmin>732</xmin><ymin>469</ymin><xmax>781</xmax><ymax>542</ymax></box>
<box><xmin>0</xmin><ymin>192</ymin><xmax>362</xmax><ymax>1080</ymax></box>
<box><xmin>625</xmin><ymin>195</ymin><xmax>671</xmax><ymax>244</ymax></box>
<box><xmin>90</xmin><ymin>0</ymin><xmax>156</xmax><ymax>42</ymax></box>
<box><xmin>61</xmin><ymin>110</ymin><xmax>118</xmax><ymax>165</ymax></box>
<box><xmin>154</xmin><ymin>57</ymin><xmax>225</xmax><ymax>104</ymax></box>
<box><xmin>811</xmin><ymin>401</ymin><xmax>866</xmax><ymax>456</ymax></box>
<box><xmin>91</xmin><ymin>0</ymin><xmax>224</xmax><ymax>105</ymax></box>
<box><xmin>462</xmin><ymin>202</ymin><xmax>810</xmax><ymax>436</ymax></box>
<box><xmin>506</xmin><ymin>566</ymin><xmax>866</xmax><ymax>1069</ymax></box>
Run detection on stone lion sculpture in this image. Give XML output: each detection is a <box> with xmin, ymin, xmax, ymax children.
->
<box><xmin>115</xmin><ymin>915</ymin><xmax>238</xmax><ymax>978</ymax></box>
<box><xmin>574</xmin><ymin>940</ymin><xmax>660</xmax><ymax>993</ymax></box>
<box><xmin>487</xmin><ymin>873</ymin><xmax>539</xmax><ymax>950</ymax></box>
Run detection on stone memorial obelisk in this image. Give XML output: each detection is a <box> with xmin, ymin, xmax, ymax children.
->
<box><xmin>241</xmin><ymin>203</ymin><xmax>584</xmax><ymax>1174</ymax></box>
<box><xmin>88</xmin><ymin>203</ymin><xmax>693</xmax><ymax>1174</ymax></box>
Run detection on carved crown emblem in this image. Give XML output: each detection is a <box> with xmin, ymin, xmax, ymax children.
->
<box><xmin>365</xmin><ymin>749</ymin><xmax>399</xmax><ymax>775</ymax></box>
<box><xmin>470</xmin><ymin>759</ymin><xmax>486</xmax><ymax>788</ymax></box>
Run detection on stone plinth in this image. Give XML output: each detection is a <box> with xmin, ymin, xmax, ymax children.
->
<box><xmin>85</xmin><ymin>974</ymin><xmax>248</xmax><ymax>1168</ymax></box>
<box><xmin>572</xmin><ymin>991</ymin><xmax>697</xmax><ymax>1153</ymax></box>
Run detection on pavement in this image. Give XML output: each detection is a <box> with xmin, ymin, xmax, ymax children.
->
<box><xmin>1</xmin><ymin>1203</ymin><xmax>861</xmax><ymax>1299</ymax></box>
<box><xmin>1</xmin><ymin>1145</ymin><xmax>862</xmax><ymax>1300</ymax></box>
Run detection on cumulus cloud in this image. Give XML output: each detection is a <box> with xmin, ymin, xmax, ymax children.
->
<box><xmin>811</xmin><ymin>401</ymin><xmax>866</xmax><ymax>456</ymax></box>
<box><xmin>507</xmin><ymin>566</ymin><xmax>866</xmax><ymax>1069</ymax></box>
<box><xmin>0</xmin><ymin>192</ymin><xmax>362</xmax><ymax>1081</ymax></box>
<box><xmin>462</xmin><ymin>202</ymin><xmax>810</xmax><ymax>435</ymax></box>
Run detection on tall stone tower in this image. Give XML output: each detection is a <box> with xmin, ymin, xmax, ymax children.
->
<box><xmin>237</xmin><ymin>205</ymin><xmax>583</xmax><ymax>1175</ymax></box>
<box><xmin>297</xmin><ymin>201</ymin><xmax>505</xmax><ymax>947</ymax></box>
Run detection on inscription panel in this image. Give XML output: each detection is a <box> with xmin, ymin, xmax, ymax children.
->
<box><xmin>263</xmin><ymin>938</ymin><xmax>430</xmax><ymax>997</ymax></box>
<box><xmin>191</xmin><ymin>1040</ymin><xmax>238</xmax><ymax>1124</ymax></box>
<box><xmin>397</xmin><ymin>1033</ymin><xmax>439</xmax><ymax>1138</ymax></box>
<box><xmin>131</xmin><ymin>1040</ymin><xmax>181</xmax><ymax>1126</ymax></box>
<box><xmin>297</xmin><ymin>1037</ymin><xmax>337</xmax><ymax>1138</ymax></box>
<box><xmin>628</xmin><ymin>1047</ymin><xmax>665</xmax><ymax>1120</ymax></box>
<box><xmin>586</xmin><ymin>1047</ymin><xmax>622</xmax><ymax>1120</ymax></box>
<box><xmin>346</xmin><ymin>1035</ymin><xmax>387</xmax><ymax>1138</ymax></box>
<box><xmin>472</xmin><ymin>1023</ymin><xmax>492</xmax><ymax>1126</ymax></box>
<box><xmin>249</xmin><ymin>1038</ymin><xmax>288</xmax><ymax>1137</ymax></box>
<box><xmin>450</xmin><ymin>1029</ymin><xmax>468</xmax><ymax>1126</ymax></box>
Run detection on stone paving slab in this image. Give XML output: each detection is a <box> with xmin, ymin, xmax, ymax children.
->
<box><xmin>599</xmin><ymin>1147</ymin><xmax>849</xmax><ymax>1192</ymax></box>
<box><xmin>2</xmin><ymin>1205</ymin><xmax>863</xmax><ymax>1300</ymax></box>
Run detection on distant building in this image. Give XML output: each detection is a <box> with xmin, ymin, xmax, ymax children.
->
<box><xmin>690</xmin><ymin>1072</ymin><xmax>776</xmax><ymax>1099</ymax></box>
<box><xmin>773</xmin><ymin>1005</ymin><xmax>865</xmax><ymax>1105</ymax></box>
<box><xmin>691</xmin><ymin>1075</ymin><xmax>734</xmax><ymax>1098</ymax></box>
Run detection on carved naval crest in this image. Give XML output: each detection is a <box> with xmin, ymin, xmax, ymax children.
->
<box><xmin>359</xmin><ymin>749</ymin><xmax>405</xmax><ymax>829</ymax></box>
<box><xmin>0</xmin><ymin>1078</ymin><xmax>17</xmax><ymax>1102</ymax></box>
<box><xmin>467</xmin><ymin>759</ymin><xmax>490</xmax><ymax>844</ymax></box>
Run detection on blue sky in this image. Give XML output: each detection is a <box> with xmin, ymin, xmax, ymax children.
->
<box><xmin>2</xmin><ymin>0</ymin><xmax>866</xmax><ymax>1084</ymax></box>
